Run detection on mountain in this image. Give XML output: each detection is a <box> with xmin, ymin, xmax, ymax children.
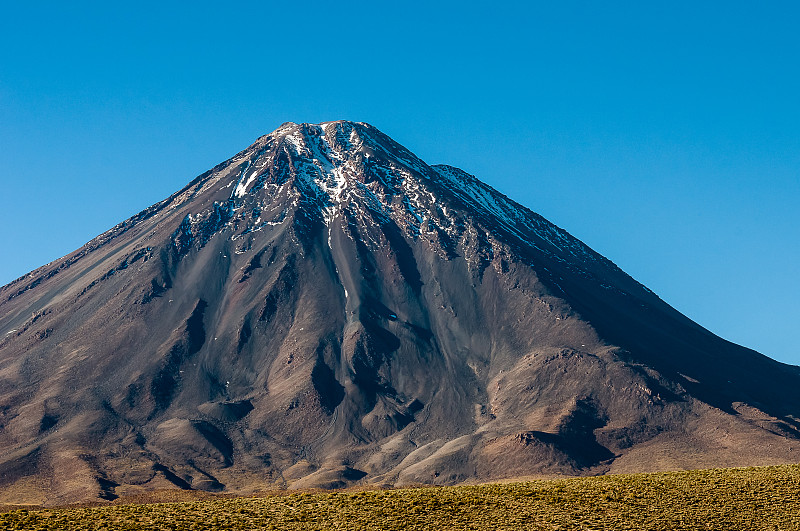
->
<box><xmin>1</xmin><ymin>121</ymin><xmax>799</xmax><ymax>505</ymax></box>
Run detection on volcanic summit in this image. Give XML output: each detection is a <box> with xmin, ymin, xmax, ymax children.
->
<box><xmin>1</xmin><ymin>121</ymin><xmax>799</xmax><ymax>504</ymax></box>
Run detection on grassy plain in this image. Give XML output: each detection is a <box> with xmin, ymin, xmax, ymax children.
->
<box><xmin>2</xmin><ymin>464</ymin><xmax>799</xmax><ymax>530</ymax></box>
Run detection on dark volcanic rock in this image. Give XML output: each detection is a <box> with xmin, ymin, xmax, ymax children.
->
<box><xmin>1</xmin><ymin>121</ymin><xmax>799</xmax><ymax>504</ymax></box>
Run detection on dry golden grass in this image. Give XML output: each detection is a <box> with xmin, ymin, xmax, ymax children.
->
<box><xmin>2</xmin><ymin>463</ymin><xmax>800</xmax><ymax>530</ymax></box>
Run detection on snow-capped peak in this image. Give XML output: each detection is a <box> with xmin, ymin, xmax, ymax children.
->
<box><xmin>229</xmin><ymin>121</ymin><xmax>431</xmax><ymax>223</ymax></box>
<box><xmin>166</xmin><ymin>121</ymin><xmax>617</xmax><ymax>284</ymax></box>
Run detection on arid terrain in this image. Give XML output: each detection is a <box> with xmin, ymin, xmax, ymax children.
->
<box><xmin>1</xmin><ymin>121</ymin><xmax>799</xmax><ymax>505</ymax></box>
<box><xmin>3</xmin><ymin>464</ymin><xmax>800</xmax><ymax>530</ymax></box>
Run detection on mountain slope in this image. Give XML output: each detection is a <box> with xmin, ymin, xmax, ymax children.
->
<box><xmin>1</xmin><ymin>121</ymin><xmax>798</xmax><ymax>505</ymax></box>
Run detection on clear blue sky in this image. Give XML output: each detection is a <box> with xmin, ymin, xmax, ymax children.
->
<box><xmin>1</xmin><ymin>2</ymin><xmax>798</xmax><ymax>365</ymax></box>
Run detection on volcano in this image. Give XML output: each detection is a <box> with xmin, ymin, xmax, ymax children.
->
<box><xmin>1</xmin><ymin>121</ymin><xmax>799</xmax><ymax>505</ymax></box>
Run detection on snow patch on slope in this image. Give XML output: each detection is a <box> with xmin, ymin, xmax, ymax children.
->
<box><xmin>432</xmin><ymin>164</ymin><xmax>601</xmax><ymax>264</ymax></box>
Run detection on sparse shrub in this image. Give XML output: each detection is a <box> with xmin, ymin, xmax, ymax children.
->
<box><xmin>2</xmin><ymin>464</ymin><xmax>800</xmax><ymax>530</ymax></box>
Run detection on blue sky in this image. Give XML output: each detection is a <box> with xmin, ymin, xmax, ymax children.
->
<box><xmin>1</xmin><ymin>2</ymin><xmax>798</xmax><ymax>364</ymax></box>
